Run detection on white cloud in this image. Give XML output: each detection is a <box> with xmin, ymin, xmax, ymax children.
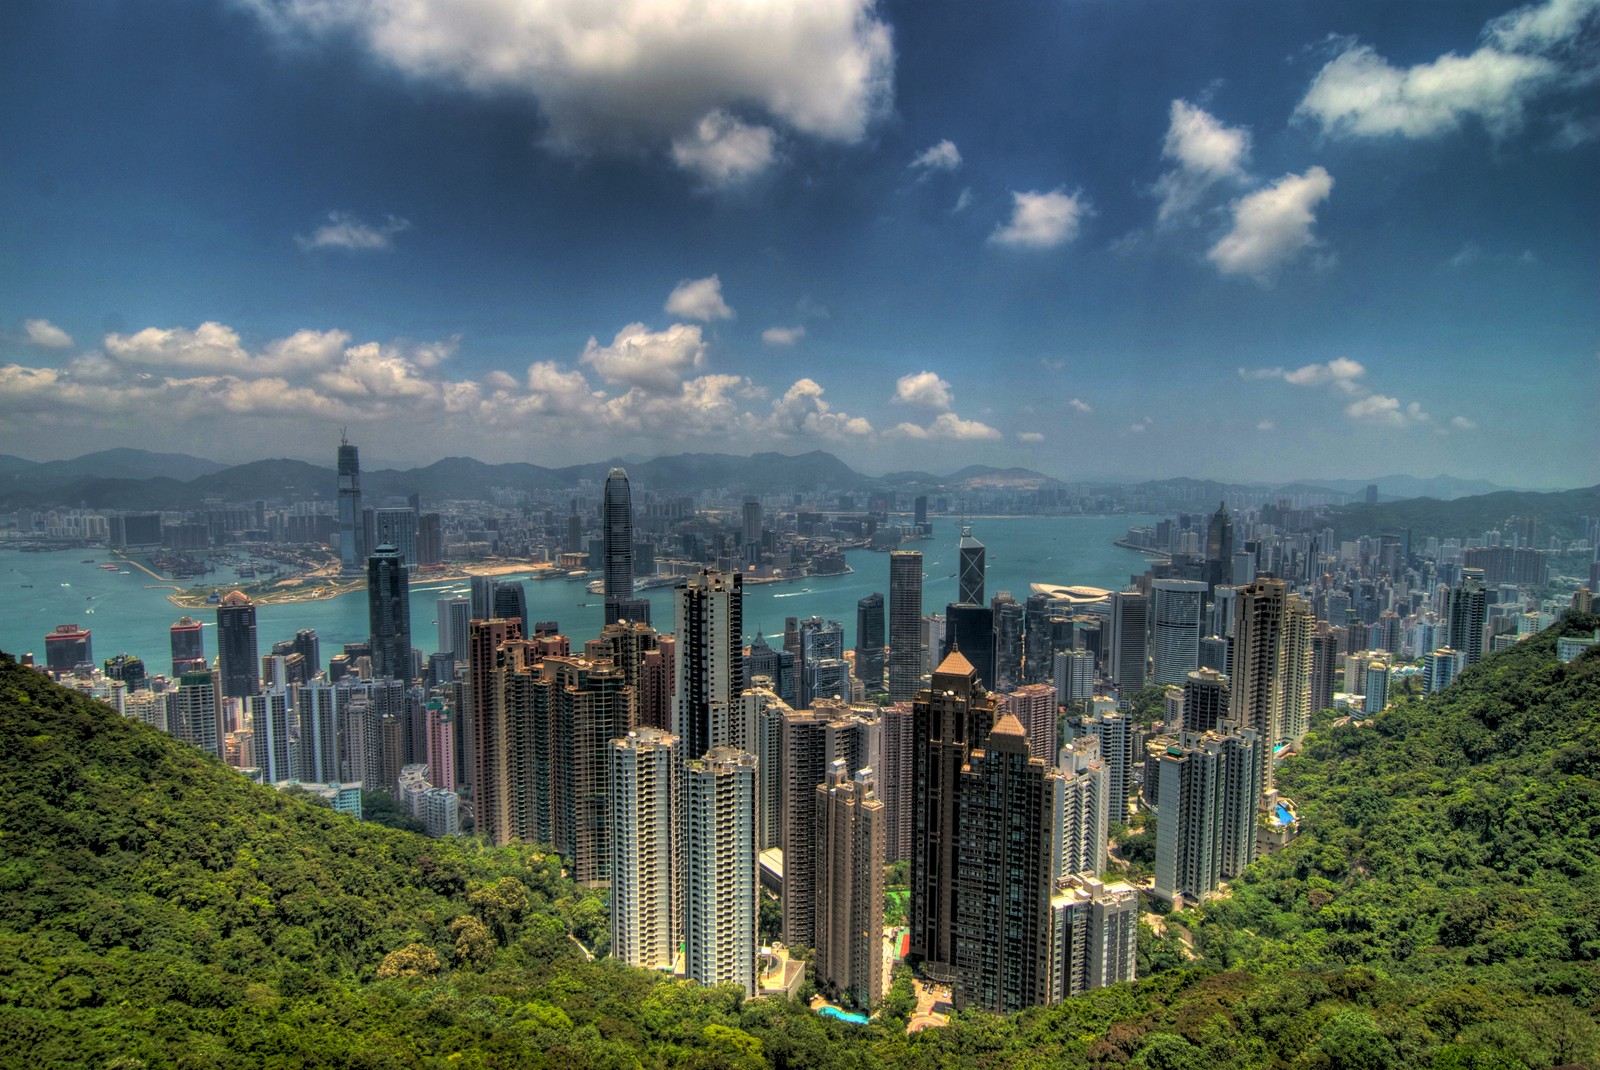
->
<box><xmin>1295</xmin><ymin>0</ymin><xmax>1600</xmax><ymax>143</ymax></box>
<box><xmin>911</xmin><ymin>139</ymin><xmax>962</xmax><ymax>171</ymax></box>
<box><xmin>952</xmin><ymin>187</ymin><xmax>974</xmax><ymax>213</ymax></box>
<box><xmin>245</xmin><ymin>0</ymin><xmax>893</xmax><ymax>160</ymax></box>
<box><xmin>1346</xmin><ymin>394</ymin><xmax>1430</xmax><ymax>427</ymax></box>
<box><xmin>105</xmin><ymin>322</ymin><xmax>250</xmax><ymax>370</ymax></box>
<box><xmin>890</xmin><ymin>412</ymin><xmax>1001</xmax><ymax>441</ymax></box>
<box><xmin>317</xmin><ymin>342</ymin><xmax>439</xmax><ymax>400</ymax></box>
<box><xmin>1067</xmin><ymin>397</ymin><xmax>1094</xmax><ymax>414</ymax></box>
<box><xmin>761</xmin><ymin>325</ymin><xmax>806</xmax><ymax>346</ymax></box>
<box><xmin>1154</xmin><ymin>100</ymin><xmax>1251</xmax><ymax>225</ymax></box>
<box><xmin>990</xmin><ymin>189</ymin><xmax>1090</xmax><ymax>249</ymax></box>
<box><xmin>1017</xmin><ymin>431</ymin><xmax>1045</xmax><ymax>443</ymax></box>
<box><xmin>1256</xmin><ymin>419</ymin><xmax>1275</xmax><ymax>431</ymax></box>
<box><xmin>766</xmin><ymin>378</ymin><xmax>872</xmax><ymax>438</ymax></box>
<box><xmin>664</xmin><ymin>275</ymin><xmax>735</xmax><ymax>321</ymax></box>
<box><xmin>1450</xmin><ymin>415</ymin><xmax>1480</xmax><ymax>431</ymax></box>
<box><xmin>580</xmin><ymin>322</ymin><xmax>707</xmax><ymax>392</ymax></box>
<box><xmin>670</xmin><ymin>110</ymin><xmax>778</xmax><ymax>187</ymax></box>
<box><xmin>295</xmin><ymin>211</ymin><xmax>411</xmax><ymax>251</ymax></box>
<box><xmin>24</xmin><ymin>319</ymin><xmax>72</xmax><ymax>348</ymax></box>
<box><xmin>1208</xmin><ymin>167</ymin><xmax>1334</xmax><ymax>279</ymax></box>
<box><xmin>1283</xmin><ymin>357</ymin><xmax>1367</xmax><ymax>393</ymax></box>
<box><xmin>892</xmin><ymin>370</ymin><xmax>954</xmax><ymax>411</ymax></box>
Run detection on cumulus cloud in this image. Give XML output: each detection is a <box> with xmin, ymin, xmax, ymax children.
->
<box><xmin>105</xmin><ymin>322</ymin><xmax>250</xmax><ymax>370</ymax></box>
<box><xmin>670</xmin><ymin>111</ymin><xmax>778</xmax><ymax>187</ymax></box>
<box><xmin>1154</xmin><ymin>100</ymin><xmax>1251</xmax><ymax>225</ymax></box>
<box><xmin>890</xmin><ymin>412</ymin><xmax>1001</xmax><ymax>441</ymax></box>
<box><xmin>24</xmin><ymin>319</ymin><xmax>73</xmax><ymax>348</ymax></box>
<box><xmin>665</xmin><ymin>275</ymin><xmax>735</xmax><ymax>321</ymax></box>
<box><xmin>1296</xmin><ymin>0</ymin><xmax>1600</xmax><ymax>141</ymax></box>
<box><xmin>1346</xmin><ymin>394</ymin><xmax>1431</xmax><ymax>427</ymax></box>
<box><xmin>580</xmin><ymin>322</ymin><xmax>707</xmax><ymax>393</ymax></box>
<box><xmin>767</xmin><ymin>378</ymin><xmax>872</xmax><ymax>438</ymax></box>
<box><xmin>1208</xmin><ymin>167</ymin><xmax>1334</xmax><ymax>279</ymax></box>
<box><xmin>1450</xmin><ymin>414</ymin><xmax>1480</xmax><ymax>431</ymax></box>
<box><xmin>1067</xmin><ymin>397</ymin><xmax>1094</xmax><ymax>414</ymax></box>
<box><xmin>245</xmin><ymin>0</ymin><xmax>894</xmax><ymax>179</ymax></box>
<box><xmin>990</xmin><ymin>188</ymin><xmax>1091</xmax><ymax>249</ymax></box>
<box><xmin>892</xmin><ymin>370</ymin><xmax>954</xmax><ymax>411</ymax></box>
<box><xmin>1283</xmin><ymin>356</ymin><xmax>1367</xmax><ymax>393</ymax></box>
<box><xmin>761</xmin><ymin>325</ymin><xmax>806</xmax><ymax>346</ymax></box>
<box><xmin>296</xmin><ymin>211</ymin><xmax>411</xmax><ymax>251</ymax></box>
<box><xmin>911</xmin><ymin>139</ymin><xmax>962</xmax><ymax>172</ymax></box>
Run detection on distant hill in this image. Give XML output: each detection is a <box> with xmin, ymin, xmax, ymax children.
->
<box><xmin>1308</xmin><ymin>474</ymin><xmax>1511</xmax><ymax>501</ymax></box>
<box><xmin>1326</xmin><ymin>483</ymin><xmax>1600</xmax><ymax>542</ymax></box>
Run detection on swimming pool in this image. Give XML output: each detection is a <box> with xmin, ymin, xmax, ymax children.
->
<box><xmin>818</xmin><ymin>1006</ymin><xmax>869</xmax><ymax>1025</ymax></box>
<box><xmin>1275</xmin><ymin>804</ymin><xmax>1294</xmax><ymax>825</ymax></box>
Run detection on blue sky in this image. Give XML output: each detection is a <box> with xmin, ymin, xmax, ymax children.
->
<box><xmin>1</xmin><ymin>0</ymin><xmax>1596</xmax><ymax>487</ymax></box>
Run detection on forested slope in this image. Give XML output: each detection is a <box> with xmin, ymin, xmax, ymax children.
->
<box><xmin>1</xmin><ymin>619</ymin><xmax>1598</xmax><ymax>1068</ymax></box>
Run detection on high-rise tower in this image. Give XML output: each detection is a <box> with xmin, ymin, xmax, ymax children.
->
<box><xmin>683</xmin><ymin>746</ymin><xmax>759</xmax><ymax>995</ymax></box>
<box><xmin>367</xmin><ymin>542</ymin><xmax>413</xmax><ymax>681</ymax></box>
<box><xmin>815</xmin><ymin>760</ymin><xmax>886</xmax><ymax>1010</ymax></box>
<box><xmin>888</xmin><ymin>550</ymin><xmax>924</xmax><ymax>702</ymax></box>
<box><xmin>216</xmin><ymin>591</ymin><xmax>259</xmax><ymax>700</ymax></box>
<box><xmin>1230</xmin><ymin>576</ymin><xmax>1287</xmax><ymax>794</ymax></box>
<box><xmin>855</xmin><ymin>593</ymin><xmax>885</xmax><ymax>694</ymax></box>
<box><xmin>1204</xmin><ymin>501</ymin><xmax>1233</xmax><ymax>591</ymax></box>
<box><xmin>958</xmin><ymin>526</ymin><xmax>986</xmax><ymax>606</ymax></box>
<box><xmin>611</xmin><ymin>728</ymin><xmax>680</xmax><ymax>971</ymax></box>
<box><xmin>603</xmin><ymin>468</ymin><xmax>636</xmax><ymax>625</ymax></box>
<box><xmin>169</xmin><ymin>615</ymin><xmax>206</xmax><ymax>675</ymax></box>
<box><xmin>1446</xmin><ymin>568</ymin><xmax>1488</xmax><ymax>666</ymax></box>
<box><xmin>1150</xmin><ymin>579</ymin><xmax>1207</xmax><ymax>685</ymax></box>
<box><xmin>673</xmin><ymin>570</ymin><xmax>746</xmax><ymax>760</ymax></box>
<box><xmin>337</xmin><ymin>432</ymin><xmax>363</xmax><ymax>574</ymax></box>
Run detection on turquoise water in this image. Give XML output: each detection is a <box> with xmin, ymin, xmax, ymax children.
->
<box><xmin>818</xmin><ymin>1006</ymin><xmax>869</xmax><ymax>1025</ymax></box>
<box><xmin>1275</xmin><ymin>804</ymin><xmax>1295</xmax><ymax>825</ymax></box>
<box><xmin>1</xmin><ymin>515</ymin><xmax>1155</xmax><ymax>669</ymax></box>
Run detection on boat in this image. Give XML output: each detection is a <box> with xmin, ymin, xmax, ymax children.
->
<box><xmin>81</xmin><ymin>559</ymin><xmax>95</xmax><ymax>564</ymax></box>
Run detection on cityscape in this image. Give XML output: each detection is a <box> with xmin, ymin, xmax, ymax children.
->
<box><xmin>3</xmin><ymin>0</ymin><xmax>1599</xmax><ymax>1065</ymax></box>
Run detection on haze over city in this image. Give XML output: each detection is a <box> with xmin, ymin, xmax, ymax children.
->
<box><xmin>3</xmin><ymin>0</ymin><xmax>1597</xmax><ymax>486</ymax></box>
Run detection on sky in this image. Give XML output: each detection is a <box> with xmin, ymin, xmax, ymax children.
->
<box><xmin>1</xmin><ymin>0</ymin><xmax>1596</xmax><ymax>487</ymax></box>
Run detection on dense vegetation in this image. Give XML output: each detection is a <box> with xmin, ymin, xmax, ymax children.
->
<box><xmin>1325</xmin><ymin>484</ymin><xmax>1600</xmax><ymax>543</ymax></box>
<box><xmin>2</xmin><ymin>618</ymin><xmax>1597</xmax><ymax>1068</ymax></box>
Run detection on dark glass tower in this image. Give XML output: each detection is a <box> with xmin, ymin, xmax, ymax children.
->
<box><xmin>603</xmin><ymin>468</ymin><xmax>636</xmax><ymax>625</ymax></box>
<box><xmin>958</xmin><ymin>527</ymin><xmax>986</xmax><ymax>606</ymax></box>
<box><xmin>216</xmin><ymin>591</ymin><xmax>260</xmax><ymax>699</ymax></box>
<box><xmin>337</xmin><ymin>432</ymin><xmax>363</xmax><ymax>574</ymax></box>
<box><xmin>170</xmin><ymin>615</ymin><xmax>205</xmax><ymax>675</ymax></box>
<box><xmin>492</xmin><ymin>580</ymin><xmax>527</xmax><ymax>627</ymax></box>
<box><xmin>888</xmin><ymin>550</ymin><xmax>924</xmax><ymax>702</ymax></box>
<box><xmin>855</xmin><ymin>593</ymin><xmax>885</xmax><ymax>694</ymax></box>
<box><xmin>1204</xmin><ymin>501</ymin><xmax>1233</xmax><ymax>590</ymax></box>
<box><xmin>367</xmin><ymin>542</ymin><xmax>413</xmax><ymax>681</ymax></box>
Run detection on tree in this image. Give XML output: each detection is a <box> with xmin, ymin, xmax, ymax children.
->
<box><xmin>450</xmin><ymin>915</ymin><xmax>495</xmax><ymax>967</ymax></box>
<box><xmin>376</xmin><ymin>943</ymin><xmax>442</xmax><ymax>980</ymax></box>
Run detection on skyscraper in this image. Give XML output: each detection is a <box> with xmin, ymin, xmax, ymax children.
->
<box><xmin>855</xmin><ymin>593</ymin><xmax>885</xmax><ymax>694</ymax></box>
<box><xmin>546</xmin><ymin>654</ymin><xmax>631</xmax><ymax>884</ymax></box>
<box><xmin>611</xmin><ymin>728</ymin><xmax>679</xmax><ymax>971</ymax></box>
<box><xmin>492</xmin><ymin>580</ymin><xmax>528</xmax><ymax>627</ymax></box>
<box><xmin>910</xmin><ymin>648</ymin><xmax>999</xmax><ymax>977</ymax></box>
<box><xmin>1182</xmin><ymin>667</ymin><xmax>1229</xmax><ymax>733</ymax></box>
<box><xmin>1108</xmin><ymin>590</ymin><xmax>1149</xmax><ymax>692</ymax></box>
<box><xmin>437</xmin><ymin>596</ymin><xmax>471</xmax><ymax>660</ymax></box>
<box><xmin>683</xmin><ymin>746</ymin><xmax>759</xmax><ymax>995</ymax></box>
<box><xmin>942</xmin><ymin>603</ymin><xmax>996</xmax><ymax>692</ymax></box>
<box><xmin>1282</xmin><ymin>596</ymin><xmax>1315</xmax><ymax>743</ymax></box>
<box><xmin>167</xmin><ymin>669</ymin><xmax>222</xmax><ymax>760</ymax></box>
<box><xmin>169</xmin><ymin>616</ymin><xmax>205</xmax><ymax>675</ymax></box>
<box><xmin>367</xmin><ymin>542</ymin><xmax>413</xmax><ymax>681</ymax></box>
<box><xmin>1446</xmin><ymin>568</ymin><xmax>1488</xmax><ymax>666</ymax></box>
<box><xmin>815</xmin><ymin>760</ymin><xmax>886</xmax><ymax>1010</ymax></box>
<box><xmin>953</xmin><ymin>712</ymin><xmax>1055</xmax><ymax>1014</ymax></box>
<box><xmin>1153</xmin><ymin>725</ymin><xmax>1262</xmax><ymax>907</ymax></box>
<box><xmin>673</xmin><ymin>570</ymin><xmax>745</xmax><ymax>760</ymax></box>
<box><xmin>958</xmin><ymin>526</ymin><xmax>986</xmax><ymax>606</ymax></box>
<box><xmin>337</xmin><ymin>432</ymin><xmax>363</xmax><ymax>574</ymax></box>
<box><xmin>888</xmin><ymin>550</ymin><xmax>924</xmax><ymax>702</ymax></box>
<box><xmin>991</xmin><ymin>591</ymin><xmax>1024</xmax><ymax>691</ymax></box>
<box><xmin>1204</xmin><ymin>501</ymin><xmax>1233</xmax><ymax>590</ymax></box>
<box><xmin>1149</xmin><ymin>579</ymin><xmax>1207</xmax><ymax>685</ymax></box>
<box><xmin>468</xmin><ymin>617</ymin><xmax>523</xmax><ymax>842</ymax></box>
<box><xmin>373</xmin><ymin>507</ymin><xmax>418</xmax><ymax>572</ymax></box>
<box><xmin>603</xmin><ymin>467</ymin><xmax>635</xmax><ymax>626</ymax></box>
<box><xmin>1004</xmin><ymin>683</ymin><xmax>1058</xmax><ymax>764</ymax></box>
<box><xmin>1230</xmin><ymin>576</ymin><xmax>1288</xmax><ymax>794</ymax></box>
<box><xmin>216</xmin><ymin>591</ymin><xmax>259</xmax><ymax>700</ymax></box>
<box><xmin>1079</xmin><ymin>706</ymin><xmax>1134</xmax><ymax>828</ymax></box>
<box><xmin>249</xmin><ymin>687</ymin><xmax>293</xmax><ymax>784</ymax></box>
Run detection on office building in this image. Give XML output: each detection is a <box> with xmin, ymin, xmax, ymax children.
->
<box><xmin>603</xmin><ymin>468</ymin><xmax>637</xmax><ymax>625</ymax></box>
<box><xmin>1108</xmin><ymin>590</ymin><xmax>1149</xmax><ymax>692</ymax></box>
<box><xmin>992</xmin><ymin>591</ymin><xmax>1024</xmax><ymax>691</ymax></box>
<box><xmin>958</xmin><ymin>526</ymin><xmax>986</xmax><ymax>605</ymax></box>
<box><xmin>910</xmin><ymin>648</ymin><xmax>999</xmax><ymax>977</ymax></box>
<box><xmin>367</xmin><ymin>542</ymin><xmax>413</xmax><ymax>681</ymax></box>
<box><xmin>610</xmin><ymin>728</ymin><xmax>679</xmax><ymax>971</ymax></box>
<box><xmin>43</xmin><ymin>623</ymin><xmax>93</xmax><ymax>674</ymax></box>
<box><xmin>815</xmin><ymin>761</ymin><xmax>886</xmax><ymax>1010</ymax></box>
<box><xmin>492</xmin><ymin>581</ymin><xmax>528</xmax><ymax>628</ymax></box>
<box><xmin>1204</xmin><ymin>502</ymin><xmax>1233</xmax><ymax>591</ymax></box>
<box><xmin>1150</xmin><ymin>579</ymin><xmax>1207</xmax><ymax>686</ymax></box>
<box><xmin>337</xmin><ymin>433</ymin><xmax>364</xmax><ymax>573</ymax></box>
<box><xmin>437</xmin><ymin>596</ymin><xmax>471</xmax><ymax>660</ymax></box>
<box><xmin>217</xmin><ymin>591</ymin><xmax>260</xmax><ymax>699</ymax></box>
<box><xmin>943</xmin><ymin>603</ymin><xmax>996</xmax><ymax>692</ymax></box>
<box><xmin>169</xmin><ymin>616</ymin><xmax>205</xmax><ymax>675</ymax></box>
<box><xmin>683</xmin><ymin>746</ymin><xmax>759</xmax><ymax>995</ymax></box>
<box><xmin>372</xmin><ymin>507</ymin><xmax>418</xmax><ymax>573</ymax></box>
<box><xmin>888</xmin><ymin>550</ymin><xmax>924</xmax><ymax>702</ymax></box>
<box><xmin>855</xmin><ymin>593</ymin><xmax>885</xmax><ymax>694</ymax></box>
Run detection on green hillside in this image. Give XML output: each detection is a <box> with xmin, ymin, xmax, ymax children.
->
<box><xmin>2</xmin><ymin>618</ymin><xmax>1598</xmax><ymax>1068</ymax></box>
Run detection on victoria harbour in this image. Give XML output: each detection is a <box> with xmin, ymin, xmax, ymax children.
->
<box><xmin>1</xmin><ymin>515</ymin><xmax>1157</xmax><ymax>668</ymax></box>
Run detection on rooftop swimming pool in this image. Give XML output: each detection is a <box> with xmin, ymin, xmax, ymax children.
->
<box><xmin>818</xmin><ymin>1006</ymin><xmax>869</xmax><ymax>1025</ymax></box>
<box><xmin>1275</xmin><ymin>803</ymin><xmax>1295</xmax><ymax>826</ymax></box>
